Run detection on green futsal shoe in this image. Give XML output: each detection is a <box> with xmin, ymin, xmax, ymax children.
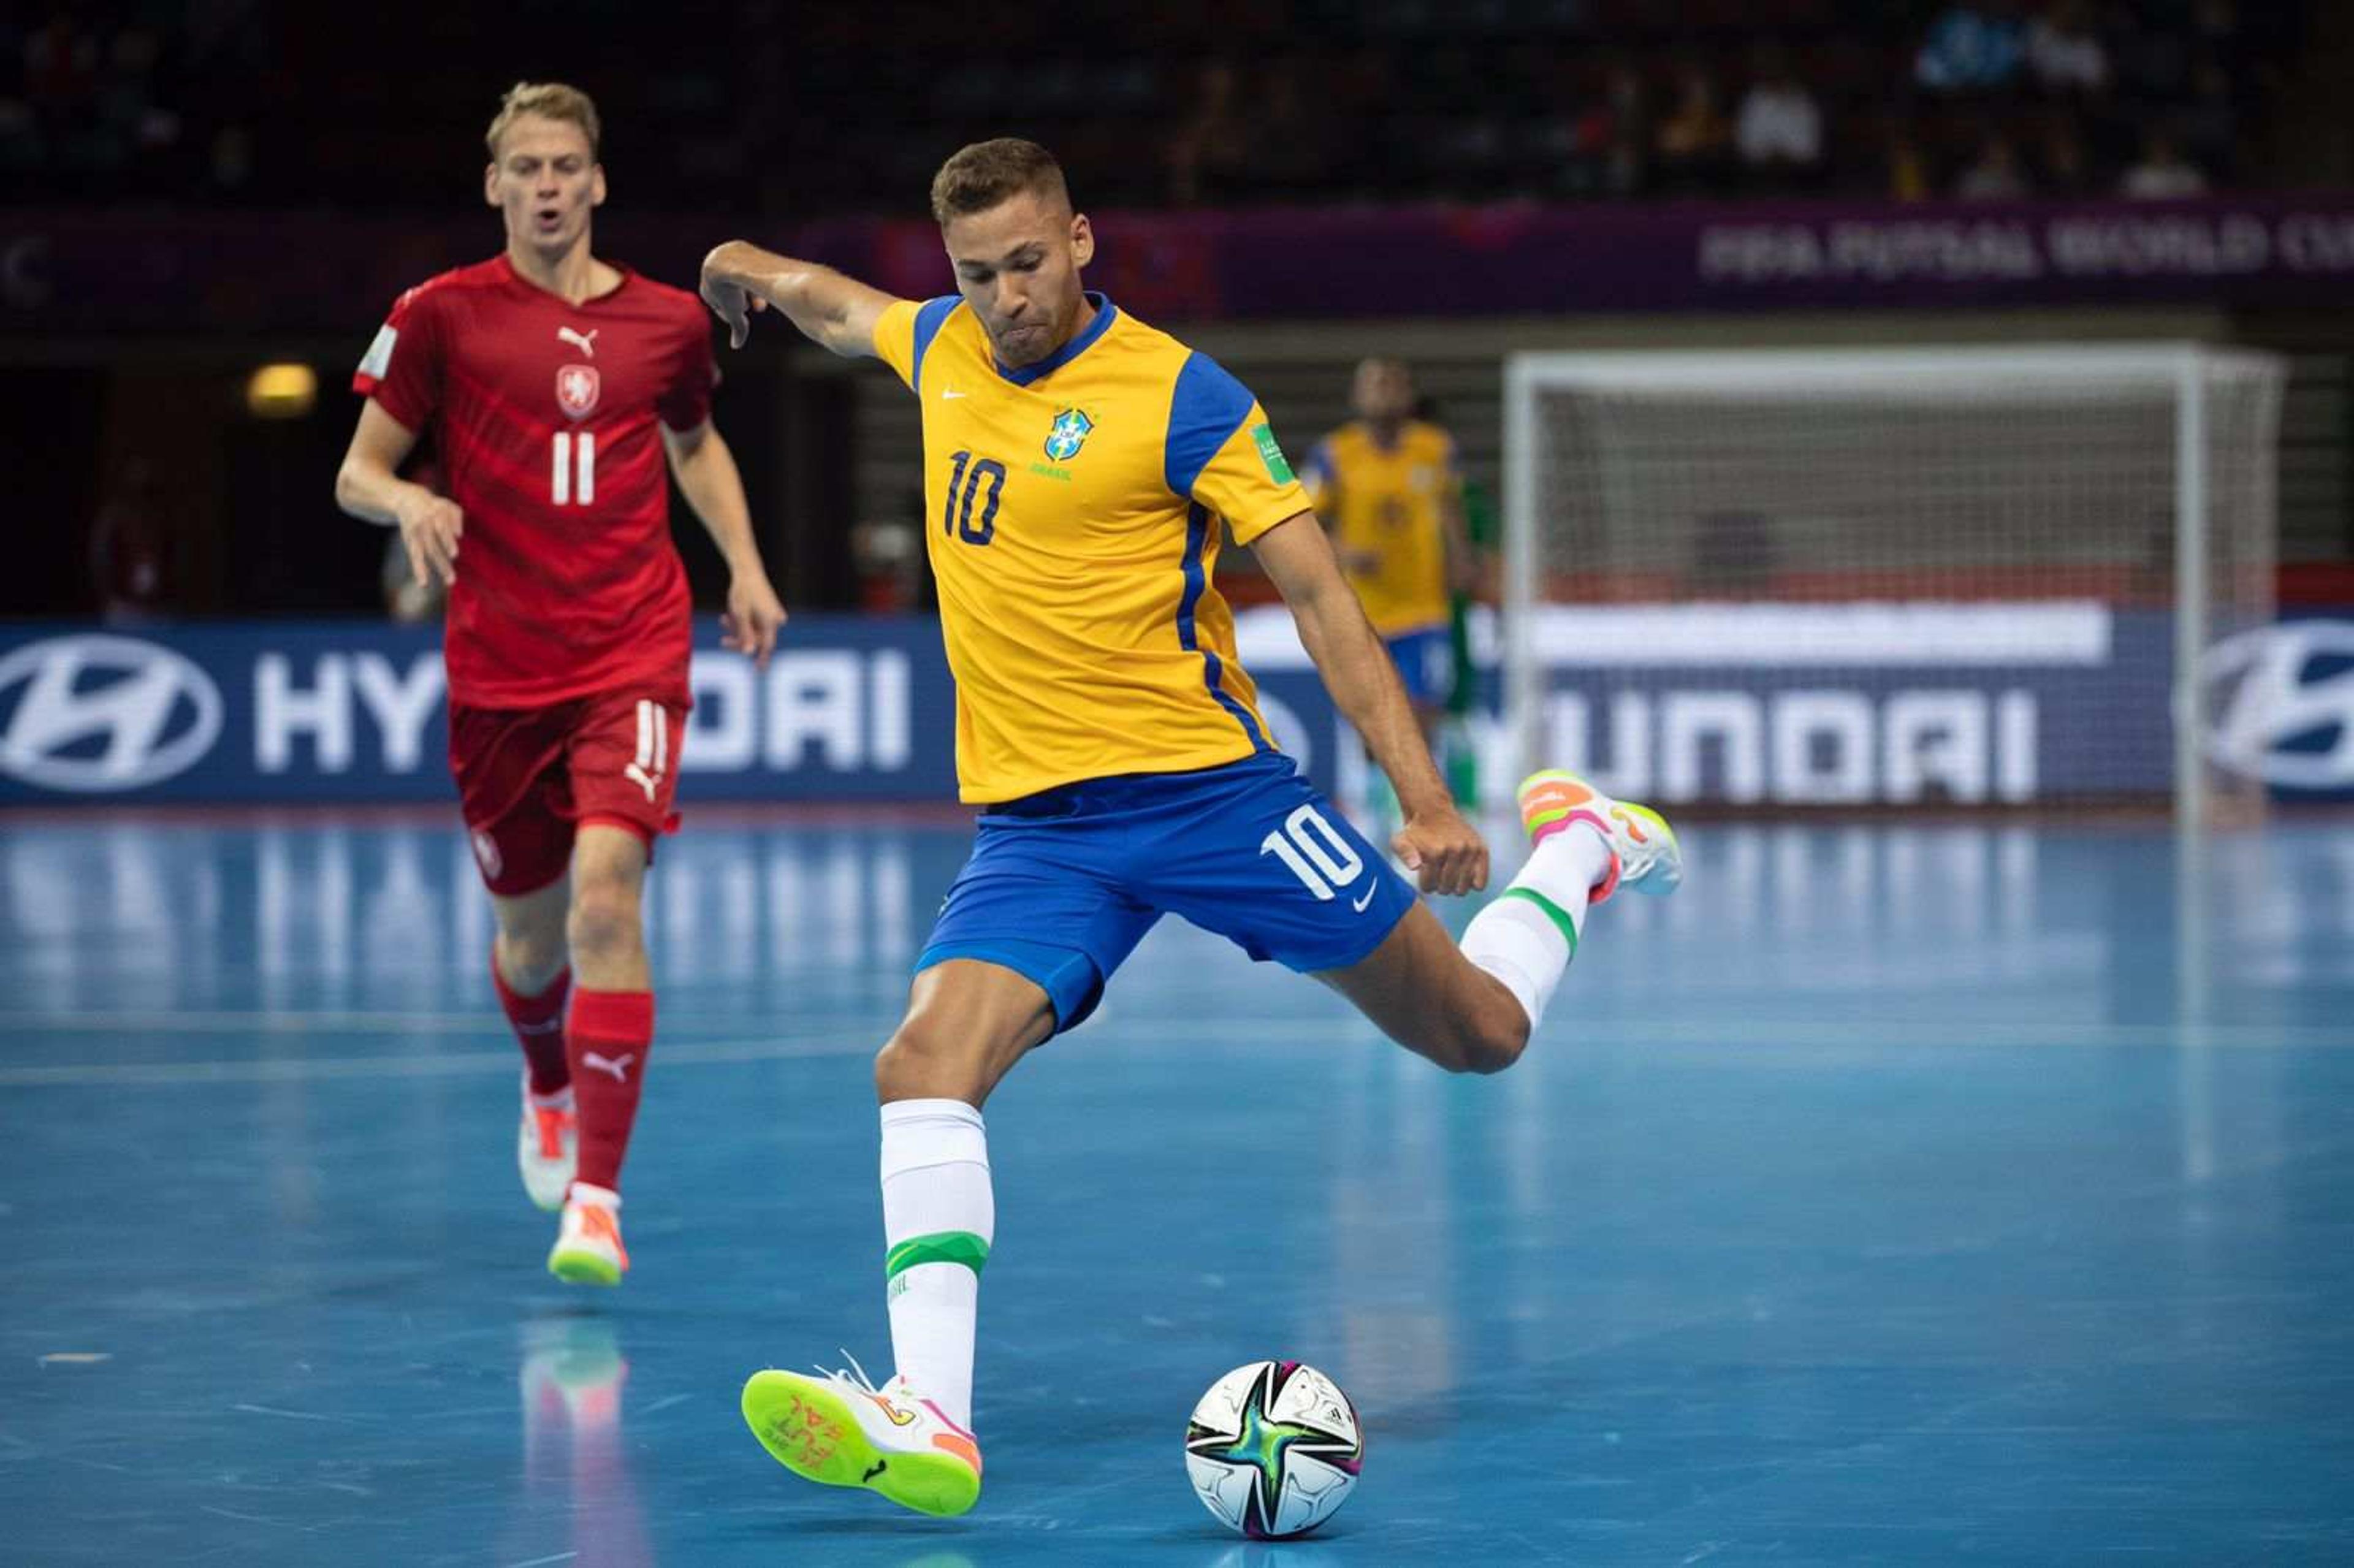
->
<box><xmin>742</xmin><ymin>1357</ymin><xmax>982</xmax><ymax>1518</ymax></box>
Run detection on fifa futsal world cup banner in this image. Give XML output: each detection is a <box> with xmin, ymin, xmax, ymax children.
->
<box><xmin>0</xmin><ymin>609</ymin><xmax>2347</xmax><ymax>806</ymax></box>
<box><xmin>10</xmin><ymin>195</ymin><xmax>2354</xmax><ymax>336</ymax></box>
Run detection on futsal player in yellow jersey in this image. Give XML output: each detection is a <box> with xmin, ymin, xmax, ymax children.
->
<box><xmin>1302</xmin><ymin>357</ymin><xmax>1474</xmax><ymax>748</ymax></box>
<box><xmin>701</xmin><ymin>139</ymin><xmax>1683</xmax><ymax>1523</ymax></box>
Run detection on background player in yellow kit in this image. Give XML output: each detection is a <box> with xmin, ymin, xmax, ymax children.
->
<box><xmin>1302</xmin><ymin>357</ymin><xmax>1475</xmax><ymax>758</ymax></box>
<box><xmin>699</xmin><ymin>138</ymin><xmax>1681</xmax><ymax>1521</ymax></box>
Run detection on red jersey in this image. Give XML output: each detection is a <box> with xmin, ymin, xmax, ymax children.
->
<box><xmin>353</xmin><ymin>255</ymin><xmax>715</xmax><ymax>708</ymax></box>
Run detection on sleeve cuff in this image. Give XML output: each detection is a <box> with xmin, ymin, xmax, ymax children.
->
<box><xmin>1225</xmin><ymin>497</ymin><xmax>1311</xmax><ymax>548</ymax></box>
<box><xmin>358</xmin><ymin>386</ymin><xmax>426</xmax><ymax>433</ymax></box>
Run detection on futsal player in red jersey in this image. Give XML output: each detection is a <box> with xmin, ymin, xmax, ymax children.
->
<box><xmin>334</xmin><ymin>82</ymin><xmax>786</xmax><ymax>1287</ymax></box>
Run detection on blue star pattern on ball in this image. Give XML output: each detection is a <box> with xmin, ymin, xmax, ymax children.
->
<box><xmin>1044</xmin><ymin>407</ymin><xmax>1094</xmax><ymax>462</ymax></box>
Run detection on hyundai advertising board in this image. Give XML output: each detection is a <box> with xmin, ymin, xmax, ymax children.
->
<box><xmin>0</xmin><ymin>609</ymin><xmax>2344</xmax><ymax>807</ymax></box>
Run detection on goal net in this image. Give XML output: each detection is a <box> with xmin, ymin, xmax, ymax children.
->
<box><xmin>1499</xmin><ymin>345</ymin><xmax>2284</xmax><ymax>821</ymax></box>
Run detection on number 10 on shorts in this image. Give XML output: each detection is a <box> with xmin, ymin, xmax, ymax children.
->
<box><xmin>552</xmin><ymin>432</ymin><xmax>596</xmax><ymax>505</ymax></box>
<box><xmin>1259</xmin><ymin>804</ymin><xmax>1365</xmax><ymax>900</ymax></box>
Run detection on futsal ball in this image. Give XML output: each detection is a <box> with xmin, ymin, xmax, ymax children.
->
<box><xmin>1184</xmin><ymin>1360</ymin><xmax>1362</xmax><ymax>1539</ymax></box>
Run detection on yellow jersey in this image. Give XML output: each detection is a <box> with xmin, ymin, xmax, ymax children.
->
<box><xmin>1301</xmin><ymin>419</ymin><xmax>1459</xmax><ymax>637</ymax></box>
<box><xmin>872</xmin><ymin>291</ymin><xmax>1309</xmax><ymax>803</ymax></box>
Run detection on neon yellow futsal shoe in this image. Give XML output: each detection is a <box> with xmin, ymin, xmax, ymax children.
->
<box><xmin>742</xmin><ymin>1358</ymin><xmax>982</xmax><ymax>1518</ymax></box>
<box><xmin>546</xmin><ymin>1188</ymin><xmax>627</xmax><ymax>1287</ymax></box>
<box><xmin>1515</xmin><ymin>770</ymin><xmax>1682</xmax><ymax>902</ymax></box>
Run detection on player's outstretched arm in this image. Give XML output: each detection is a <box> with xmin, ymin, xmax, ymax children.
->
<box><xmin>699</xmin><ymin>241</ymin><xmax>901</xmax><ymax>358</ymax></box>
<box><xmin>335</xmin><ymin>399</ymin><xmax>463</xmax><ymax>587</ymax></box>
<box><xmin>1253</xmin><ymin>512</ymin><xmax>1488</xmax><ymax>897</ymax></box>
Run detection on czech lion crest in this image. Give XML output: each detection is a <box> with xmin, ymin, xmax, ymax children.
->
<box><xmin>556</xmin><ymin>363</ymin><xmax>601</xmax><ymax>419</ymax></box>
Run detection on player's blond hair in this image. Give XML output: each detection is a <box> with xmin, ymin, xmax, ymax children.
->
<box><xmin>930</xmin><ymin>138</ymin><xmax>1070</xmax><ymax>225</ymax></box>
<box><xmin>486</xmin><ymin>82</ymin><xmax>601</xmax><ymax>161</ymax></box>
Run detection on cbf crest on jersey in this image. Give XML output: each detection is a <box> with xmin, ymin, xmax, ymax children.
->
<box><xmin>557</xmin><ymin>363</ymin><xmax>601</xmax><ymax>420</ymax></box>
<box><xmin>1045</xmin><ymin>408</ymin><xmax>1094</xmax><ymax>462</ymax></box>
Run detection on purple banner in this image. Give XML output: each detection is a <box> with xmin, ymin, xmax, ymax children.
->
<box><xmin>800</xmin><ymin>194</ymin><xmax>2354</xmax><ymax>321</ymax></box>
<box><xmin>7</xmin><ymin>194</ymin><xmax>2353</xmax><ymax>337</ymax></box>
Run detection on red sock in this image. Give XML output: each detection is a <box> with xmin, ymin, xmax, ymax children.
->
<box><xmin>567</xmin><ymin>989</ymin><xmax>653</xmax><ymax>1193</ymax></box>
<box><xmin>493</xmin><ymin>955</ymin><xmax>573</xmax><ymax>1095</ymax></box>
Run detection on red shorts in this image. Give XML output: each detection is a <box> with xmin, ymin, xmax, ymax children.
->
<box><xmin>449</xmin><ymin>689</ymin><xmax>688</xmax><ymax>897</ymax></box>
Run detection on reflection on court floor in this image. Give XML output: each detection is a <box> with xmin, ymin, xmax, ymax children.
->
<box><xmin>1</xmin><ymin>813</ymin><xmax>2348</xmax><ymax>1565</ymax></box>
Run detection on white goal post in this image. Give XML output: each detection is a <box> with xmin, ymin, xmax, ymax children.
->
<box><xmin>1500</xmin><ymin>344</ymin><xmax>2285</xmax><ymax>824</ymax></box>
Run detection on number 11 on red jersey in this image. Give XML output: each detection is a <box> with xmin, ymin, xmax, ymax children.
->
<box><xmin>552</xmin><ymin>432</ymin><xmax>596</xmax><ymax>506</ymax></box>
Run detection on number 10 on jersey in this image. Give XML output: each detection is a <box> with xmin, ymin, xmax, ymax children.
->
<box><xmin>552</xmin><ymin>432</ymin><xmax>596</xmax><ymax>506</ymax></box>
<box><xmin>1260</xmin><ymin>804</ymin><xmax>1365</xmax><ymax>900</ymax></box>
<box><xmin>943</xmin><ymin>451</ymin><xmax>1002</xmax><ymax>545</ymax></box>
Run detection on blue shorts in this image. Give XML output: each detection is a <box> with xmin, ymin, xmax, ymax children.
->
<box><xmin>1386</xmin><ymin>627</ymin><xmax>1454</xmax><ymax>709</ymax></box>
<box><xmin>917</xmin><ymin>753</ymin><xmax>1419</xmax><ymax>1032</ymax></box>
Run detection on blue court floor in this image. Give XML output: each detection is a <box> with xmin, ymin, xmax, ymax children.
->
<box><xmin>2</xmin><ymin>809</ymin><xmax>2350</xmax><ymax>1566</ymax></box>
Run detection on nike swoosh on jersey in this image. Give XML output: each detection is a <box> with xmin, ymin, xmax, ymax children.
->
<box><xmin>1351</xmin><ymin>883</ymin><xmax>1378</xmax><ymax>911</ymax></box>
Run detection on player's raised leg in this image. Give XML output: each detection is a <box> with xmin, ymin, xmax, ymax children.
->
<box><xmin>492</xmin><ymin>875</ymin><xmax>576</xmax><ymax>1211</ymax></box>
<box><xmin>741</xmin><ymin>958</ymin><xmax>1052</xmax><ymax>1517</ymax></box>
<box><xmin>1325</xmin><ymin>772</ymin><xmax>1682</xmax><ymax>1070</ymax></box>
<box><xmin>547</xmin><ymin>822</ymin><xmax>657</xmax><ymax>1286</ymax></box>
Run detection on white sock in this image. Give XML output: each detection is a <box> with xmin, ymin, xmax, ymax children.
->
<box><xmin>1460</xmin><ymin>823</ymin><xmax>1612</xmax><ymax>1031</ymax></box>
<box><xmin>568</xmin><ymin>1181</ymin><xmax>619</xmax><ymax>1212</ymax></box>
<box><xmin>879</xmin><ymin>1097</ymin><xmax>992</xmax><ymax>1432</ymax></box>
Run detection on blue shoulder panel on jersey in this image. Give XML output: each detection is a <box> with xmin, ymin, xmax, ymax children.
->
<box><xmin>909</xmin><ymin>295</ymin><xmax>961</xmax><ymax>390</ymax></box>
<box><xmin>1164</xmin><ymin>352</ymin><xmax>1257</xmax><ymax>498</ymax></box>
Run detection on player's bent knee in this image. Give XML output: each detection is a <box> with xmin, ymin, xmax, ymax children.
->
<box><xmin>1457</xmin><ymin>1013</ymin><xmax>1529</xmax><ymax>1075</ymax></box>
<box><xmin>565</xmin><ymin>880</ymin><xmax>643</xmax><ymax>966</ymax></box>
<box><xmin>874</xmin><ymin>1020</ymin><xmax>992</xmax><ymax>1103</ymax></box>
<box><xmin>1384</xmin><ymin>970</ymin><xmax>1529</xmax><ymax>1075</ymax></box>
<box><xmin>498</xmin><ymin>929</ymin><xmax>568</xmax><ymax>994</ymax></box>
<box><xmin>1431</xmin><ymin>997</ymin><xmax>1529</xmax><ymax>1076</ymax></box>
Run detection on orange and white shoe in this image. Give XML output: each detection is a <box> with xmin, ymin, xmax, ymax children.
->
<box><xmin>742</xmin><ymin>1356</ymin><xmax>982</xmax><ymax>1517</ymax></box>
<box><xmin>518</xmin><ymin>1079</ymin><xmax>577</xmax><ymax>1212</ymax></box>
<box><xmin>547</xmin><ymin>1186</ymin><xmax>628</xmax><ymax>1287</ymax></box>
<box><xmin>1515</xmin><ymin>770</ymin><xmax>1682</xmax><ymax>902</ymax></box>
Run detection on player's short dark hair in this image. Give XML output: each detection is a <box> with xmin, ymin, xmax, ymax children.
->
<box><xmin>486</xmin><ymin>82</ymin><xmax>601</xmax><ymax>161</ymax></box>
<box><xmin>929</xmin><ymin>139</ymin><xmax>1070</xmax><ymax>225</ymax></box>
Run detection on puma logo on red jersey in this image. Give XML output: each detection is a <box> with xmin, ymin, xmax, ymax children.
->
<box><xmin>557</xmin><ymin>325</ymin><xmax>599</xmax><ymax>357</ymax></box>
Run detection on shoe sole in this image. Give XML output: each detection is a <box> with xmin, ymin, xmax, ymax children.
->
<box><xmin>741</xmin><ymin>1370</ymin><xmax>980</xmax><ymax>1518</ymax></box>
<box><xmin>1513</xmin><ymin>769</ymin><xmax>1598</xmax><ymax>843</ymax></box>
<box><xmin>547</xmin><ymin>1247</ymin><xmax>622</xmax><ymax>1287</ymax></box>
